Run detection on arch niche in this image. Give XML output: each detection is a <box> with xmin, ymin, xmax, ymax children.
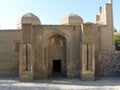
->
<box><xmin>46</xmin><ymin>33</ymin><xmax>69</xmax><ymax>77</ymax></box>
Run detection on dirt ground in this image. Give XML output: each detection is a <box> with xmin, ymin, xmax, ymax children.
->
<box><xmin>0</xmin><ymin>77</ymin><xmax>120</xmax><ymax>90</ymax></box>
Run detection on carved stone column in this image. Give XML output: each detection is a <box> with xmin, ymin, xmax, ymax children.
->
<box><xmin>81</xmin><ymin>42</ymin><xmax>95</xmax><ymax>81</ymax></box>
<box><xmin>19</xmin><ymin>44</ymin><xmax>33</xmax><ymax>82</ymax></box>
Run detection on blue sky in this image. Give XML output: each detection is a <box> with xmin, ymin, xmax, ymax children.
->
<box><xmin>0</xmin><ymin>0</ymin><xmax>119</xmax><ymax>31</ymax></box>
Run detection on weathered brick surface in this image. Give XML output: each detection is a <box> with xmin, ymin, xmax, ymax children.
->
<box><xmin>0</xmin><ymin>30</ymin><xmax>21</xmax><ymax>77</ymax></box>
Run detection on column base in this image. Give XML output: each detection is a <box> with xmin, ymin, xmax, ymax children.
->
<box><xmin>81</xmin><ymin>71</ymin><xmax>95</xmax><ymax>81</ymax></box>
<box><xmin>20</xmin><ymin>71</ymin><xmax>33</xmax><ymax>82</ymax></box>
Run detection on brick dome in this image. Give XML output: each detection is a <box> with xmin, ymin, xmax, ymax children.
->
<box><xmin>17</xmin><ymin>13</ymin><xmax>41</xmax><ymax>26</ymax></box>
<box><xmin>61</xmin><ymin>13</ymin><xmax>84</xmax><ymax>25</ymax></box>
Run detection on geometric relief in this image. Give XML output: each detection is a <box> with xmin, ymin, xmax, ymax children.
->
<box><xmin>82</xmin><ymin>43</ymin><xmax>94</xmax><ymax>71</ymax></box>
<box><xmin>22</xmin><ymin>44</ymin><xmax>32</xmax><ymax>71</ymax></box>
<box><xmin>48</xmin><ymin>35</ymin><xmax>66</xmax><ymax>48</ymax></box>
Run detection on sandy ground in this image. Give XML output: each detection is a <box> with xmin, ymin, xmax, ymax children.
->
<box><xmin>0</xmin><ymin>77</ymin><xmax>120</xmax><ymax>90</ymax></box>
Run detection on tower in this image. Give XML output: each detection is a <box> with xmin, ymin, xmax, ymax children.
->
<box><xmin>18</xmin><ymin>13</ymin><xmax>41</xmax><ymax>82</ymax></box>
<box><xmin>109</xmin><ymin>0</ymin><xmax>113</xmax><ymax>3</ymax></box>
<box><xmin>106</xmin><ymin>0</ymin><xmax>114</xmax><ymax>50</ymax></box>
<box><xmin>96</xmin><ymin>0</ymin><xmax>115</xmax><ymax>51</ymax></box>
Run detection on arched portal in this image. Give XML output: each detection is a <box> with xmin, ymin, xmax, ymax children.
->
<box><xmin>47</xmin><ymin>34</ymin><xmax>67</xmax><ymax>77</ymax></box>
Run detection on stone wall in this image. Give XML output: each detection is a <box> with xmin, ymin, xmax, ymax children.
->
<box><xmin>0</xmin><ymin>30</ymin><xmax>21</xmax><ymax>77</ymax></box>
<box><xmin>96</xmin><ymin>51</ymin><xmax>120</xmax><ymax>77</ymax></box>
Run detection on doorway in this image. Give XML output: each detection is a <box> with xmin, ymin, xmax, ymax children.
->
<box><xmin>47</xmin><ymin>34</ymin><xmax>67</xmax><ymax>77</ymax></box>
<box><xmin>52</xmin><ymin>60</ymin><xmax>61</xmax><ymax>73</ymax></box>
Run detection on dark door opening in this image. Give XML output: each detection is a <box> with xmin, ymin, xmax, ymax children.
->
<box><xmin>52</xmin><ymin>60</ymin><xmax>61</xmax><ymax>73</ymax></box>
